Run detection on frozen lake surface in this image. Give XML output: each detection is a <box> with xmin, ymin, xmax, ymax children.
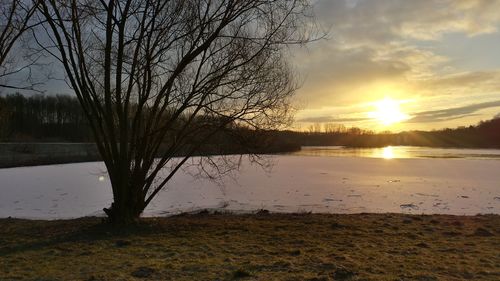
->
<box><xmin>1</xmin><ymin>146</ymin><xmax>500</xmax><ymax>219</ymax></box>
<box><xmin>291</xmin><ymin>145</ymin><xmax>500</xmax><ymax>160</ymax></box>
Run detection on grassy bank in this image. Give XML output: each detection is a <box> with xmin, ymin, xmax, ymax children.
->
<box><xmin>0</xmin><ymin>213</ymin><xmax>498</xmax><ymax>281</ymax></box>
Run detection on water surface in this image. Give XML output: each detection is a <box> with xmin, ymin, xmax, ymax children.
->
<box><xmin>1</xmin><ymin>153</ymin><xmax>499</xmax><ymax>219</ymax></box>
<box><xmin>291</xmin><ymin>146</ymin><xmax>500</xmax><ymax>160</ymax></box>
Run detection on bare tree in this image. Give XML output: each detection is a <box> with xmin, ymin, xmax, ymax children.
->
<box><xmin>37</xmin><ymin>0</ymin><xmax>317</xmax><ymax>224</ymax></box>
<box><xmin>0</xmin><ymin>0</ymin><xmax>40</xmax><ymax>91</ymax></box>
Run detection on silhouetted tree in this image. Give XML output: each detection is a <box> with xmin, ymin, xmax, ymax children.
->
<box><xmin>38</xmin><ymin>0</ymin><xmax>317</xmax><ymax>224</ymax></box>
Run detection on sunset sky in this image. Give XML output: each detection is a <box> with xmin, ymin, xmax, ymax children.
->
<box><xmin>292</xmin><ymin>0</ymin><xmax>500</xmax><ymax>132</ymax></box>
<box><xmin>6</xmin><ymin>0</ymin><xmax>500</xmax><ymax>133</ymax></box>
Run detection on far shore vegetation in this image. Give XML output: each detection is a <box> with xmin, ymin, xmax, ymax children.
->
<box><xmin>1</xmin><ymin>93</ymin><xmax>500</xmax><ymax>149</ymax></box>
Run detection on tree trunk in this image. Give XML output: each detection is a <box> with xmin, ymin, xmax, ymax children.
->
<box><xmin>103</xmin><ymin>201</ymin><xmax>144</xmax><ymax>225</ymax></box>
<box><xmin>103</xmin><ymin>181</ymin><xmax>145</xmax><ymax>225</ymax></box>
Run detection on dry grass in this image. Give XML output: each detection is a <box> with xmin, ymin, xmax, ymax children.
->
<box><xmin>0</xmin><ymin>213</ymin><xmax>499</xmax><ymax>281</ymax></box>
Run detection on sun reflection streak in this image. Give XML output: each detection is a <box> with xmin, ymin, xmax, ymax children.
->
<box><xmin>382</xmin><ymin>146</ymin><xmax>394</xmax><ymax>159</ymax></box>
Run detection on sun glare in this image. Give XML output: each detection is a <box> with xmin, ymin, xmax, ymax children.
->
<box><xmin>381</xmin><ymin>146</ymin><xmax>394</xmax><ymax>159</ymax></box>
<box><xmin>368</xmin><ymin>98</ymin><xmax>409</xmax><ymax>126</ymax></box>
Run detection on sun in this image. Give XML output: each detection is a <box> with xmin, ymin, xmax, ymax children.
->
<box><xmin>368</xmin><ymin>97</ymin><xmax>409</xmax><ymax>126</ymax></box>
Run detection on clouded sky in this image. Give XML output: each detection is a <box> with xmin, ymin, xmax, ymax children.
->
<box><xmin>292</xmin><ymin>0</ymin><xmax>500</xmax><ymax>132</ymax></box>
<box><xmin>4</xmin><ymin>0</ymin><xmax>499</xmax><ymax>133</ymax></box>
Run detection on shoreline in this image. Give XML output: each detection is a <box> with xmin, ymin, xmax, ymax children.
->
<box><xmin>2</xmin><ymin>142</ymin><xmax>500</xmax><ymax>169</ymax></box>
<box><xmin>0</xmin><ymin>142</ymin><xmax>299</xmax><ymax>168</ymax></box>
<box><xmin>1</xmin><ymin>212</ymin><xmax>498</xmax><ymax>280</ymax></box>
<box><xmin>2</xmin><ymin>208</ymin><xmax>500</xmax><ymax>221</ymax></box>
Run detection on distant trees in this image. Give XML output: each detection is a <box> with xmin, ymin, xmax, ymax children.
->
<box><xmin>0</xmin><ymin>93</ymin><xmax>90</xmax><ymax>141</ymax></box>
<box><xmin>3</xmin><ymin>92</ymin><xmax>499</xmax><ymax>149</ymax></box>
<box><xmin>305</xmin><ymin>122</ymin><xmax>372</xmax><ymax>135</ymax></box>
<box><xmin>324</xmin><ymin>123</ymin><xmax>347</xmax><ymax>134</ymax></box>
<box><xmin>0</xmin><ymin>93</ymin><xmax>302</xmax><ymax>156</ymax></box>
<box><xmin>0</xmin><ymin>95</ymin><xmax>10</xmax><ymax>137</ymax></box>
<box><xmin>36</xmin><ymin>0</ymin><xmax>317</xmax><ymax>224</ymax></box>
<box><xmin>288</xmin><ymin>118</ymin><xmax>500</xmax><ymax>148</ymax></box>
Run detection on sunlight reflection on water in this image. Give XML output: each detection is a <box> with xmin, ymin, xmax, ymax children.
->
<box><xmin>372</xmin><ymin>146</ymin><xmax>410</xmax><ymax>159</ymax></box>
<box><xmin>290</xmin><ymin>146</ymin><xmax>500</xmax><ymax>160</ymax></box>
<box><xmin>381</xmin><ymin>146</ymin><xmax>394</xmax><ymax>159</ymax></box>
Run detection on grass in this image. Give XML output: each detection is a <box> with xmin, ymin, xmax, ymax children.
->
<box><xmin>0</xmin><ymin>213</ymin><xmax>498</xmax><ymax>280</ymax></box>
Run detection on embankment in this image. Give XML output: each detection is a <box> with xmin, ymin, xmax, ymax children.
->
<box><xmin>0</xmin><ymin>143</ymin><xmax>100</xmax><ymax>168</ymax></box>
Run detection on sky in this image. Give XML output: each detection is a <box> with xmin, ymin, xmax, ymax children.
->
<box><xmin>3</xmin><ymin>0</ymin><xmax>500</xmax><ymax>133</ymax></box>
<box><xmin>292</xmin><ymin>0</ymin><xmax>500</xmax><ymax>132</ymax></box>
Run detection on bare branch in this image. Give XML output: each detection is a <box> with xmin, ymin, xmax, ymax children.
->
<box><xmin>38</xmin><ymin>0</ymin><xmax>320</xmax><ymax>224</ymax></box>
<box><xmin>0</xmin><ymin>0</ymin><xmax>41</xmax><ymax>91</ymax></box>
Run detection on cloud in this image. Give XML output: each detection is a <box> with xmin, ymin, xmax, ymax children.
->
<box><xmin>293</xmin><ymin>44</ymin><xmax>412</xmax><ymax>107</ymax></box>
<box><xmin>315</xmin><ymin>0</ymin><xmax>500</xmax><ymax>43</ymax></box>
<box><xmin>423</xmin><ymin>71</ymin><xmax>500</xmax><ymax>93</ymax></box>
<box><xmin>297</xmin><ymin>116</ymin><xmax>369</xmax><ymax>123</ymax></box>
<box><xmin>297</xmin><ymin>99</ymin><xmax>500</xmax><ymax>126</ymax></box>
<box><xmin>295</xmin><ymin>0</ymin><xmax>500</xmax><ymax>108</ymax></box>
<box><xmin>407</xmin><ymin>100</ymin><xmax>500</xmax><ymax>123</ymax></box>
<box><xmin>293</xmin><ymin>0</ymin><xmax>500</xmax><ymax>131</ymax></box>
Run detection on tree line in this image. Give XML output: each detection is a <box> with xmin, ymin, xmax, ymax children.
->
<box><xmin>0</xmin><ymin>93</ymin><xmax>91</xmax><ymax>141</ymax></box>
<box><xmin>281</xmin><ymin>118</ymin><xmax>500</xmax><ymax>148</ymax></box>
<box><xmin>0</xmin><ymin>93</ymin><xmax>300</xmax><ymax>154</ymax></box>
<box><xmin>2</xmin><ymin>93</ymin><xmax>499</xmax><ymax>149</ymax></box>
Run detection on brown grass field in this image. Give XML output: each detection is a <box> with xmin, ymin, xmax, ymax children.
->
<box><xmin>0</xmin><ymin>213</ymin><xmax>499</xmax><ymax>281</ymax></box>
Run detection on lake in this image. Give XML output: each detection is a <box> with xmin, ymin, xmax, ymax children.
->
<box><xmin>1</xmin><ymin>146</ymin><xmax>499</xmax><ymax>219</ymax></box>
<box><xmin>291</xmin><ymin>145</ymin><xmax>500</xmax><ymax>160</ymax></box>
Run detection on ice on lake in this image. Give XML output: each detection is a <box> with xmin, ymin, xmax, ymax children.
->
<box><xmin>1</xmin><ymin>146</ymin><xmax>500</xmax><ymax>219</ymax></box>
